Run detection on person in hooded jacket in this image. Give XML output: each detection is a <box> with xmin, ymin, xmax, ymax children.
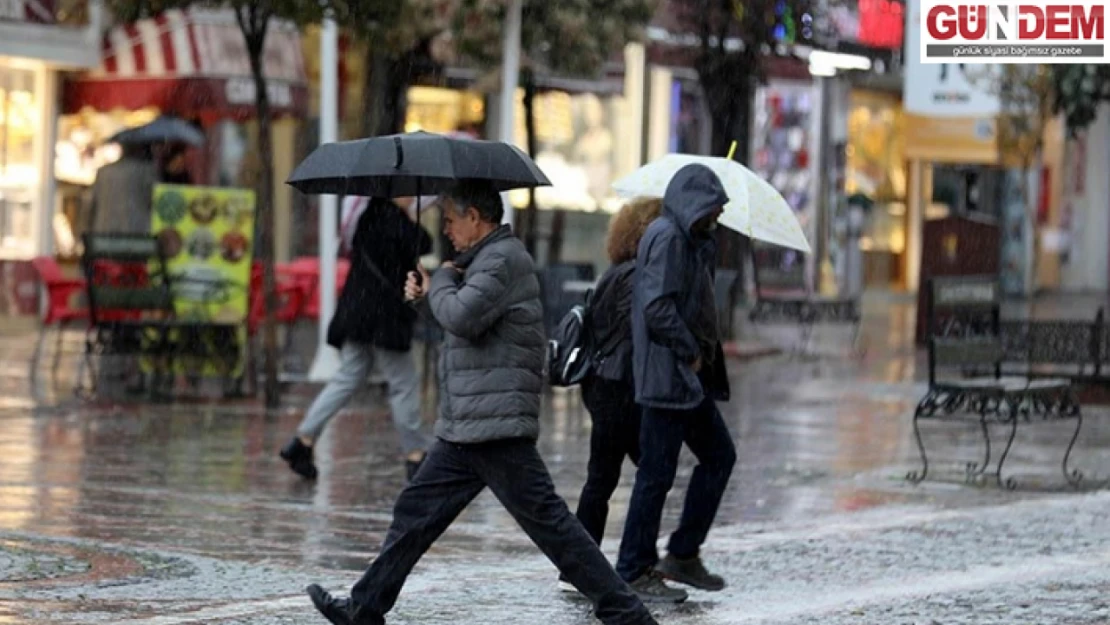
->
<box><xmin>557</xmin><ymin>197</ymin><xmax>661</xmax><ymax>594</ymax></box>
<box><xmin>615</xmin><ymin>163</ymin><xmax>737</xmax><ymax>601</ymax></box>
<box><xmin>280</xmin><ymin>196</ymin><xmax>433</xmax><ymax>481</ymax></box>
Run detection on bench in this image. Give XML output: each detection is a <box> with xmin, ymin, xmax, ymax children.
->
<box><xmin>747</xmin><ymin>245</ymin><xmax>861</xmax><ymax>355</ymax></box>
<box><xmin>908</xmin><ymin>276</ymin><xmax>1084</xmax><ymax>489</ymax></box>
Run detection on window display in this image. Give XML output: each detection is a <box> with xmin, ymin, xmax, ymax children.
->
<box><xmin>0</xmin><ymin>62</ymin><xmax>40</xmax><ymax>256</ymax></box>
<box><xmin>508</xmin><ymin>91</ymin><xmax>627</xmax><ymax>213</ymax></box>
<box><xmin>844</xmin><ymin>90</ymin><xmax>906</xmax><ymax>255</ymax></box>
<box><xmin>751</xmin><ymin>81</ymin><xmax>816</xmax><ymax>283</ymax></box>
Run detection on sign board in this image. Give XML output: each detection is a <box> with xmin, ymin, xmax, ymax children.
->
<box><xmin>151</xmin><ymin>184</ymin><xmax>256</xmax><ymax>375</ymax></box>
<box><xmin>919</xmin><ymin>0</ymin><xmax>1108</xmax><ymax>63</ymax></box>
<box><xmin>905</xmin><ymin>0</ymin><xmax>1001</xmax><ymax>116</ymax></box>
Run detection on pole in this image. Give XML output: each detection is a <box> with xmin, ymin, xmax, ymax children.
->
<box><xmin>308</xmin><ymin>16</ymin><xmax>341</xmax><ymax>382</ymax></box>
<box><xmin>498</xmin><ymin>0</ymin><xmax>523</xmax><ymax>228</ymax></box>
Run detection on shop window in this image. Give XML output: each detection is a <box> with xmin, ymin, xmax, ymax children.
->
<box><xmin>845</xmin><ymin>91</ymin><xmax>906</xmax><ymax>256</ymax></box>
<box><xmin>0</xmin><ymin>63</ymin><xmax>39</xmax><ymax>256</ymax></box>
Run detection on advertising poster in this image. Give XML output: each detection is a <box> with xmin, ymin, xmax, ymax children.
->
<box><xmin>151</xmin><ymin>184</ymin><xmax>256</xmax><ymax>374</ymax></box>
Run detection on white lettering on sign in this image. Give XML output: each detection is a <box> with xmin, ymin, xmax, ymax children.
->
<box><xmin>224</xmin><ymin>78</ymin><xmax>293</xmax><ymax>108</ymax></box>
<box><xmin>0</xmin><ymin>0</ymin><xmax>25</xmax><ymax>21</ymax></box>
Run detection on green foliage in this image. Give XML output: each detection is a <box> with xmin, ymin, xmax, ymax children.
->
<box><xmin>1051</xmin><ymin>65</ymin><xmax>1110</xmax><ymax>135</ymax></box>
<box><xmin>451</xmin><ymin>0</ymin><xmax>656</xmax><ymax>78</ymax></box>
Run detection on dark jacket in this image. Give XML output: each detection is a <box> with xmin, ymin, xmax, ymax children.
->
<box><xmin>631</xmin><ymin>164</ymin><xmax>731</xmax><ymax>410</ymax></box>
<box><xmin>588</xmin><ymin>260</ymin><xmax>635</xmax><ymax>383</ymax></box>
<box><xmin>327</xmin><ymin>198</ymin><xmax>432</xmax><ymax>351</ymax></box>
<box><xmin>427</xmin><ymin>225</ymin><xmax>545</xmax><ymax>444</ymax></box>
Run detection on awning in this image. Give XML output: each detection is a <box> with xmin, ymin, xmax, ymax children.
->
<box><xmin>63</xmin><ymin>8</ymin><xmax>308</xmax><ymax>122</ymax></box>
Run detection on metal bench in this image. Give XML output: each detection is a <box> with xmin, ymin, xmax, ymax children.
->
<box><xmin>747</xmin><ymin>245</ymin><xmax>861</xmax><ymax>355</ymax></box>
<box><xmin>909</xmin><ymin>276</ymin><xmax>1084</xmax><ymax>489</ymax></box>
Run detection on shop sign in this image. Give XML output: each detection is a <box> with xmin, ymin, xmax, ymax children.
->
<box><xmin>225</xmin><ymin>77</ymin><xmax>293</xmax><ymax>108</ymax></box>
<box><xmin>0</xmin><ymin>0</ymin><xmax>55</xmax><ymax>23</ymax></box>
<box><xmin>920</xmin><ymin>0</ymin><xmax>1107</xmax><ymax>63</ymax></box>
<box><xmin>904</xmin><ymin>0</ymin><xmax>1000</xmax><ymax>116</ymax></box>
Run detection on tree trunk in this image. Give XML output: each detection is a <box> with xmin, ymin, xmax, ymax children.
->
<box><xmin>522</xmin><ymin>70</ymin><xmax>539</xmax><ymax>255</ymax></box>
<box><xmin>246</xmin><ymin>27</ymin><xmax>281</xmax><ymax>408</ymax></box>
<box><xmin>700</xmin><ymin>61</ymin><xmax>755</xmax><ymax>291</ymax></box>
<box><xmin>362</xmin><ymin>46</ymin><xmax>411</xmax><ymax>137</ymax></box>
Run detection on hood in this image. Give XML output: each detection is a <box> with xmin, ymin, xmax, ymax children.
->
<box><xmin>662</xmin><ymin>164</ymin><xmax>729</xmax><ymax>237</ymax></box>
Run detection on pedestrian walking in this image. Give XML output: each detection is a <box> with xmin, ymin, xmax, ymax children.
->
<box><xmin>305</xmin><ymin>181</ymin><xmax>659</xmax><ymax>625</ymax></box>
<box><xmin>557</xmin><ymin>197</ymin><xmax>661</xmax><ymax>594</ymax></box>
<box><xmin>615</xmin><ymin>163</ymin><xmax>737</xmax><ymax>600</ymax></box>
<box><xmin>280</xmin><ymin>196</ymin><xmax>433</xmax><ymax>481</ymax></box>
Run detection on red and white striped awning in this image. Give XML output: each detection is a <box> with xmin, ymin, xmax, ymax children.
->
<box><xmin>63</xmin><ymin>8</ymin><xmax>308</xmax><ymax>122</ymax></box>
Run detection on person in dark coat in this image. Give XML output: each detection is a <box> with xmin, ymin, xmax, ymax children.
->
<box><xmin>615</xmin><ymin>163</ymin><xmax>737</xmax><ymax>598</ymax></box>
<box><xmin>280</xmin><ymin>196</ymin><xmax>433</xmax><ymax>481</ymax></box>
<box><xmin>559</xmin><ymin>197</ymin><xmax>678</xmax><ymax>601</ymax></box>
<box><xmin>304</xmin><ymin>181</ymin><xmax>659</xmax><ymax>625</ymax></box>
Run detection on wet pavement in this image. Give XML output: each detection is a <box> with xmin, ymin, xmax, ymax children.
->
<box><xmin>2</xmin><ymin>294</ymin><xmax>1110</xmax><ymax>623</ymax></box>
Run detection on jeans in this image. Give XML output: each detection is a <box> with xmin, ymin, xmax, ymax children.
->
<box><xmin>296</xmin><ymin>341</ymin><xmax>428</xmax><ymax>455</ymax></box>
<box><xmin>615</xmin><ymin>397</ymin><xmax>737</xmax><ymax>582</ymax></box>
<box><xmin>349</xmin><ymin>438</ymin><xmax>656</xmax><ymax>625</ymax></box>
<box><xmin>575</xmin><ymin>377</ymin><xmax>641</xmax><ymax>547</ymax></box>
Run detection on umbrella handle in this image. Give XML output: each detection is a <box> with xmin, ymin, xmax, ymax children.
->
<box><xmin>414</xmin><ymin>181</ymin><xmax>423</xmax><ymax>287</ymax></box>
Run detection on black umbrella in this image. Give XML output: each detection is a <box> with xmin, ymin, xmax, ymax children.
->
<box><xmin>286</xmin><ymin>131</ymin><xmax>551</xmax><ymax>198</ymax></box>
<box><xmin>108</xmin><ymin>116</ymin><xmax>205</xmax><ymax>147</ymax></box>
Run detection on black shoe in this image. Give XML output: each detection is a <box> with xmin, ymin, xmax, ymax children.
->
<box><xmin>556</xmin><ymin>574</ymin><xmax>577</xmax><ymax>594</ymax></box>
<box><xmin>306</xmin><ymin>584</ymin><xmax>381</xmax><ymax>625</ymax></box>
<box><xmin>280</xmin><ymin>437</ymin><xmax>318</xmax><ymax>480</ymax></box>
<box><xmin>656</xmin><ymin>553</ymin><xmax>725</xmax><ymax>591</ymax></box>
<box><xmin>405</xmin><ymin>456</ymin><xmax>425</xmax><ymax>482</ymax></box>
<box><xmin>628</xmin><ymin>570</ymin><xmax>688</xmax><ymax>603</ymax></box>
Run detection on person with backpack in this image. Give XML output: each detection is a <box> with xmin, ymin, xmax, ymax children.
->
<box><xmin>280</xmin><ymin>196</ymin><xmax>433</xmax><ymax>482</ymax></box>
<box><xmin>550</xmin><ymin>198</ymin><xmax>674</xmax><ymax>601</ymax></box>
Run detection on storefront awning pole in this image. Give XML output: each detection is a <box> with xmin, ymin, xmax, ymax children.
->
<box><xmin>498</xmin><ymin>0</ymin><xmax>523</xmax><ymax>228</ymax></box>
<box><xmin>308</xmin><ymin>15</ymin><xmax>341</xmax><ymax>382</ymax></box>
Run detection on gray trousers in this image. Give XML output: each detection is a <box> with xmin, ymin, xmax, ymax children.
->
<box><xmin>297</xmin><ymin>342</ymin><xmax>429</xmax><ymax>455</ymax></box>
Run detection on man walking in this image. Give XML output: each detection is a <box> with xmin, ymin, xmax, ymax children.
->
<box><xmin>280</xmin><ymin>196</ymin><xmax>432</xmax><ymax>481</ymax></box>
<box><xmin>305</xmin><ymin>181</ymin><xmax>657</xmax><ymax>625</ymax></box>
<box><xmin>615</xmin><ymin>163</ymin><xmax>737</xmax><ymax>601</ymax></box>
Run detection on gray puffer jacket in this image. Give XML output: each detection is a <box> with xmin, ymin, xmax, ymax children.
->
<box><xmin>427</xmin><ymin>225</ymin><xmax>545</xmax><ymax>443</ymax></box>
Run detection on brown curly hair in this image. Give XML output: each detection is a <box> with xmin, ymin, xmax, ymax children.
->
<box><xmin>606</xmin><ymin>197</ymin><xmax>663</xmax><ymax>264</ymax></box>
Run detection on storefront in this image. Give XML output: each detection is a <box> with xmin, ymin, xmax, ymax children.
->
<box><xmin>60</xmin><ymin>8</ymin><xmax>308</xmax><ymax>263</ymax></box>
<box><xmin>843</xmin><ymin>89</ymin><xmax>907</xmax><ymax>289</ymax></box>
<box><xmin>750</xmin><ymin>77</ymin><xmax>822</xmax><ymax>291</ymax></box>
<box><xmin>0</xmin><ymin>0</ymin><xmax>101</xmax><ymax>314</ymax></box>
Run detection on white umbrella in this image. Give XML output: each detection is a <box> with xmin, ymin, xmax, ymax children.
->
<box><xmin>611</xmin><ymin>152</ymin><xmax>812</xmax><ymax>254</ymax></box>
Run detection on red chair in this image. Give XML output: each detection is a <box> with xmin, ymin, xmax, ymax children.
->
<box><xmin>245</xmin><ymin>262</ymin><xmax>308</xmax><ymax>394</ymax></box>
<box><xmin>30</xmin><ymin>256</ymin><xmax>88</xmax><ymax>375</ymax></box>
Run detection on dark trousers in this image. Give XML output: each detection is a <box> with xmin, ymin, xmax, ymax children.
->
<box><xmin>575</xmin><ymin>377</ymin><xmax>641</xmax><ymax>547</ymax></box>
<box><xmin>350</xmin><ymin>437</ymin><xmax>655</xmax><ymax>625</ymax></box>
<box><xmin>615</xmin><ymin>397</ymin><xmax>737</xmax><ymax>582</ymax></box>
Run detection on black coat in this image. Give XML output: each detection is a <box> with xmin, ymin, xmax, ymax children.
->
<box><xmin>326</xmin><ymin>198</ymin><xmax>433</xmax><ymax>351</ymax></box>
<box><xmin>588</xmin><ymin>260</ymin><xmax>635</xmax><ymax>383</ymax></box>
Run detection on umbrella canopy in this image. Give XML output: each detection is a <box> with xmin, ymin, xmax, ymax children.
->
<box><xmin>611</xmin><ymin>153</ymin><xmax>812</xmax><ymax>254</ymax></box>
<box><xmin>108</xmin><ymin>116</ymin><xmax>205</xmax><ymax>147</ymax></box>
<box><xmin>287</xmin><ymin>131</ymin><xmax>552</xmax><ymax>198</ymax></box>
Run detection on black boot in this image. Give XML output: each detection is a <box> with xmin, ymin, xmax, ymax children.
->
<box><xmin>306</xmin><ymin>584</ymin><xmax>382</xmax><ymax>625</ymax></box>
<box><xmin>280</xmin><ymin>437</ymin><xmax>318</xmax><ymax>480</ymax></box>
<box><xmin>656</xmin><ymin>553</ymin><xmax>726</xmax><ymax>591</ymax></box>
